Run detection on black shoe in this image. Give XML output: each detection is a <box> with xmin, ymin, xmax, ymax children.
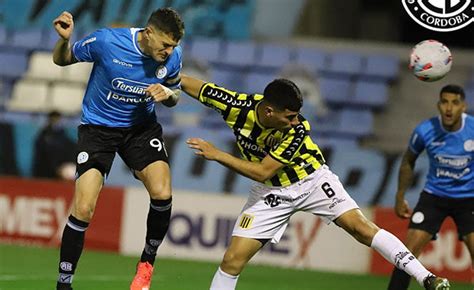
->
<box><xmin>423</xmin><ymin>274</ymin><xmax>450</xmax><ymax>290</ymax></box>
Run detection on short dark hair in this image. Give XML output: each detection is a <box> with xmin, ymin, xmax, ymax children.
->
<box><xmin>263</xmin><ymin>79</ymin><xmax>303</xmax><ymax>111</ymax></box>
<box><xmin>147</xmin><ymin>7</ymin><xmax>185</xmax><ymax>41</ymax></box>
<box><xmin>440</xmin><ymin>84</ymin><xmax>465</xmax><ymax>100</ymax></box>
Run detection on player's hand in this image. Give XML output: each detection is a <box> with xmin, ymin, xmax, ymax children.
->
<box><xmin>394</xmin><ymin>196</ymin><xmax>411</xmax><ymax>219</ymax></box>
<box><xmin>146</xmin><ymin>83</ymin><xmax>174</xmax><ymax>103</ymax></box>
<box><xmin>53</xmin><ymin>11</ymin><xmax>74</xmax><ymax>40</ymax></box>
<box><xmin>186</xmin><ymin>138</ymin><xmax>221</xmax><ymax>160</ymax></box>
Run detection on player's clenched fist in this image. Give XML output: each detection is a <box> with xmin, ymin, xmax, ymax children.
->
<box><xmin>145</xmin><ymin>83</ymin><xmax>174</xmax><ymax>103</ymax></box>
<box><xmin>53</xmin><ymin>11</ymin><xmax>74</xmax><ymax>40</ymax></box>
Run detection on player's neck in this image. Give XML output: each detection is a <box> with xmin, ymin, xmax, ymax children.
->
<box><xmin>442</xmin><ymin>120</ymin><xmax>462</xmax><ymax>132</ymax></box>
<box><xmin>136</xmin><ymin>31</ymin><xmax>148</xmax><ymax>55</ymax></box>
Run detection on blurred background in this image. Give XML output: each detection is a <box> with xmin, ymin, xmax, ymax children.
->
<box><xmin>0</xmin><ymin>0</ymin><xmax>472</xmax><ymax>288</ymax></box>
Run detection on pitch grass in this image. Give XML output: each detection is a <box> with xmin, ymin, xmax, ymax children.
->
<box><xmin>0</xmin><ymin>244</ymin><xmax>471</xmax><ymax>290</ymax></box>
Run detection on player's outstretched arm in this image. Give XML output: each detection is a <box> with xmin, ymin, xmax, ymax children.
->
<box><xmin>180</xmin><ymin>74</ymin><xmax>206</xmax><ymax>100</ymax></box>
<box><xmin>52</xmin><ymin>11</ymin><xmax>77</xmax><ymax>66</ymax></box>
<box><xmin>186</xmin><ymin>137</ymin><xmax>284</xmax><ymax>183</ymax></box>
<box><xmin>395</xmin><ymin>149</ymin><xmax>419</xmax><ymax>219</ymax></box>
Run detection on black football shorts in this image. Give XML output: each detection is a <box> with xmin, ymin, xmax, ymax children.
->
<box><xmin>409</xmin><ymin>191</ymin><xmax>474</xmax><ymax>240</ymax></box>
<box><xmin>75</xmin><ymin>122</ymin><xmax>169</xmax><ymax>178</ymax></box>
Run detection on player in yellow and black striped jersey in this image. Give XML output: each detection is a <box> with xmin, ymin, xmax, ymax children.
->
<box><xmin>180</xmin><ymin>75</ymin><xmax>449</xmax><ymax>290</ymax></box>
<box><xmin>193</xmin><ymin>81</ymin><xmax>325</xmax><ymax>186</ymax></box>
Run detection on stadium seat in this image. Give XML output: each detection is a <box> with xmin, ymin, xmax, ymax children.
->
<box><xmin>0</xmin><ymin>26</ymin><xmax>7</xmax><ymax>46</ymax></box>
<box><xmin>0</xmin><ymin>79</ymin><xmax>13</xmax><ymax>109</ymax></box>
<box><xmin>26</xmin><ymin>51</ymin><xmax>66</xmax><ymax>81</ymax></box>
<box><xmin>257</xmin><ymin>43</ymin><xmax>292</xmax><ymax>71</ymax></box>
<box><xmin>362</xmin><ymin>54</ymin><xmax>400</xmax><ymax>81</ymax></box>
<box><xmin>242</xmin><ymin>72</ymin><xmax>276</xmax><ymax>95</ymax></box>
<box><xmin>188</xmin><ymin>37</ymin><xmax>223</xmax><ymax>63</ymax></box>
<box><xmin>199</xmin><ymin>109</ymin><xmax>227</xmax><ymax>129</ymax></box>
<box><xmin>221</xmin><ymin>41</ymin><xmax>258</xmax><ymax>67</ymax></box>
<box><xmin>7</xmin><ymin>79</ymin><xmax>49</xmax><ymax>112</ymax></box>
<box><xmin>10</xmin><ymin>28</ymin><xmax>46</xmax><ymax>50</ymax></box>
<box><xmin>63</xmin><ymin>62</ymin><xmax>93</xmax><ymax>84</ymax></box>
<box><xmin>49</xmin><ymin>82</ymin><xmax>85</xmax><ymax>115</ymax></box>
<box><xmin>351</xmin><ymin>80</ymin><xmax>389</xmax><ymax>109</ymax></box>
<box><xmin>319</xmin><ymin>76</ymin><xmax>352</xmax><ymax>106</ymax></box>
<box><xmin>338</xmin><ymin>109</ymin><xmax>374</xmax><ymax>137</ymax></box>
<box><xmin>210</xmin><ymin>67</ymin><xmax>243</xmax><ymax>90</ymax></box>
<box><xmin>0</xmin><ymin>50</ymin><xmax>29</xmax><ymax>79</ymax></box>
<box><xmin>325</xmin><ymin>52</ymin><xmax>364</xmax><ymax>76</ymax></box>
<box><xmin>294</xmin><ymin>47</ymin><xmax>327</xmax><ymax>75</ymax></box>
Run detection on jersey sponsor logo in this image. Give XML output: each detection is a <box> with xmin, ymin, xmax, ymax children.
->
<box><xmin>156</xmin><ymin>65</ymin><xmax>168</xmax><ymax>79</ymax></box>
<box><xmin>463</xmin><ymin>139</ymin><xmax>474</xmax><ymax>151</ymax></box>
<box><xmin>431</xmin><ymin>141</ymin><xmax>446</xmax><ymax>147</ymax></box>
<box><xmin>401</xmin><ymin>0</ymin><xmax>473</xmax><ymax>32</ymax></box>
<box><xmin>237</xmin><ymin>134</ymin><xmax>267</xmax><ymax>158</ymax></box>
<box><xmin>112</xmin><ymin>58</ymin><xmax>133</xmax><ymax>68</ymax></box>
<box><xmin>239</xmin><ymin>214</ymin><xmax>254</xmax><ymax>229</ymax></box>
<box><xmin>112</xmin><ymin>78</ymin><xmax>148</xmax><ymax>95</ymax></box>
<box><xmin>434</xmin><ymin>154</ymin><xmax>471</xmax><ymax>168</ymax></box>
<box><xmin>328</xmin><ymin>197</ymin><xmax>346</xmax><ymax>209</ymax></box>
<box><xmin>81</xmin><ymin>37</ymin><xmax>96</xmax><ymax>46</ymax></box>
<box><xmin>436</xmin><ymin>167</ymin><xmax>470</xmax><ymax>179</ymax></box>
<box><xmin>106</xmin><ymin>91</ymin><xmax>153</xmax><ymax>103</ymax></box>
<box><xmin>60</xmin><ymin>261</ymin><xmax>73</xmax><ymax>271</ymax></box>
<box><xmin>77</xmin><ymin>152</ymin><xmax>89</xmax><ymax>164</ymax></box>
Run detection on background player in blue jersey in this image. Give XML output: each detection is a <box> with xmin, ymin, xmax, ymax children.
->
<box><xmin>52</xmin><ymin>8</ymin><xmax>184</xmax><ymax>290</ymax></box>
<box><xmin>387</xmin><ymin>84</ymin><xmax>474</xmax><ymax>290</ymax></box>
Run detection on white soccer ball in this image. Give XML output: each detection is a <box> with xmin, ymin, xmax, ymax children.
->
<box><xmin>409</xmin><ymin>40</ymin><xmax>452</xmax><ymax>82</ymax></box>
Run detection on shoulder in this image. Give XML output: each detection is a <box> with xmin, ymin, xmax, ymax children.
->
<box><xmin>414</xmin><ymin>117</ymin><xmax>438</xmax><ymax>134</ymax></box>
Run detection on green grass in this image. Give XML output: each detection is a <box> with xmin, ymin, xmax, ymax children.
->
<box><xmin>0</xmin><ymin>244</ymin><xmax>471</xmax><ymax>290</ymax></box>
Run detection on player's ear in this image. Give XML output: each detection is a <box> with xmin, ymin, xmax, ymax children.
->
<box><xmin>264</xmin><ymin>105</ymin><xmax>274</xmax><ymax>117</ymax></box>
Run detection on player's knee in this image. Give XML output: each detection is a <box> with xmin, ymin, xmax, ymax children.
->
<box><xmin>73</xmin><ymin>203</ymin><xmax>96</xmax><ymax>221</ymax></box>
<box><xmin>221</xmin><ymin>251</ymin><xmax>245</xmax><ymax>275</ymax></box>
<box><xmin>148</xmin><ymin>184</ymin><xmax>171</xmax><ymax>200</ymax></box>
<box><xmin>351</xmin><ymin>220</ymin><xmax>380</xmax><ymax>246</ymax></box>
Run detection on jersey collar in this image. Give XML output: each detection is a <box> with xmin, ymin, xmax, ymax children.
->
<box><xmin>130</xmin><ymin>28</ymin><xmax>149</xmax><ymax>57</ymax></box>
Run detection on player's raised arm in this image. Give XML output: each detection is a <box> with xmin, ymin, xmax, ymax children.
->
<box><xmin>52</xmin><ymin>11</ymin><xmax>77</xmax><ymax>66</ymax></box>
<box><xmin>395</xmin><ymin>149</ymin><xmax>419</xmax><ymax>219</ymax></box>
<box><xmin>180</xmin><ymin>74</ymin><xmax>206</xmax><ymax>100</ymax></box>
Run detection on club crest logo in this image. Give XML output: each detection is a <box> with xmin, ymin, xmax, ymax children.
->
<box><xmin>155</xmin><ymin>65</ymin><xmax>167</xmax><ymax>79</ymax></box>
<box><xmin>401</xmin><ymin>0</ymin><xmax>474</xmax><ymax>32</ymax></box>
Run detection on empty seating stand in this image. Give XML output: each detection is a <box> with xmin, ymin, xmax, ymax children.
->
<box><xmin>0</xmin><ymin>49</ymin><xmax>29</xmax><ymax>79</ymax></box>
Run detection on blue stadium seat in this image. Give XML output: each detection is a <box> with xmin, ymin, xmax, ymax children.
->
<box><xmin>338</xmin><ymin>109</ymin><xmax>373</xmax><ymax>137</ymax></box>
<box><xmin>210</xmin><ymin>67</ymin><xmax>243</xmax><ymax>90</ymax></box>
<box><xmin>221</xmin><ymin>41</ymin><xmax>258</xmax><ymax>67</ymax></box>
<box><xmin>362</xmin><ymin>54</ymin><xmax>400</xmax><ymax>81</ymax></box>
<box><xmin>0</xmin><ymin>26</ymin><xmax>7</xmax><ymax>46</ymax></box>
<box><xmin>242</xmin><ymin>72</ymin><xmax>276</xmax><ymax>95</ymax></box>
<box><xmin>351</xmin><ymin>80</ymin><xmax>389</xmax><ymax>109</ymax></box>
<box><xmin>0</xmin><ymin>50</ymin><xmax>29</xmax><ymax>79</ymax></box>
<box><xmin>10</xmin><ymin>28</ymin><xmax>46</xmax><ymax>50</ymax></box>
<box><xmin>311</xmin><ymin>109</ymin><xmax>342</xmax><ymax>135</ymax></box>
<box><xmin>294</xmin><ymin>47</ymin><xmax>327</xmax><ymax>75</ymax></box>
<box><xmin>257</xmin><ymin>43</ymin><xmax>292</xmax><ymax>71</ymax></box>
<box><xmin>189</xmin><ymin>37</ymin><xmax>223</xmax><ymax>63</ymax></box>
<box><xmin>199</xmin><ymin>109</ymin><xmax>228</xmax><ymax>129</ymax></box>
<box><xmin>325</xmin><ymin>52</ymin><xmax>363</xmax><ymax>76</ymax></box>
<box><xmin>319</xmin><ymin>76</ymin><xmax>352</xmax><ymax>106</ymax></box>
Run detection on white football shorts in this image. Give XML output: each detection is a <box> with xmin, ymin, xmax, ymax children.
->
<box><xmin>232</xmin><ymin>165</ymin><xmax>359</xmax><ymax>243</ymax></box>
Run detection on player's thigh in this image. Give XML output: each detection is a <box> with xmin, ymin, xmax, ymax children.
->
<box><xmin>135</xmin><ymin>160</ymin><xmax>171</xmax><ymax>200</ymax></box>
<box><xmin>451</xmin><ymin>196</ymin><xmax>474</xmax><ymax>242</ymax></box>
<box><xmin>404</xmin><ymin>229</ymin><xmax>433</xmax><ymax>256</ymax></box>
<box><xmin>408</xmin><ymin>192</ymin><xmax>447</xmax><ymax>237</ymax></box>
<box><xmin>72</xmin><ymin>168</ymin><xmax>104</xmax><ymax>221</ymax></box>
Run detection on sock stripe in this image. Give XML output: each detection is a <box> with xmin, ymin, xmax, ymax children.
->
<box><xmin>66</xmin><ymin>220</ymin><xmax>88</xmax><ymax>232</ymax></box>
<box><xmin>150</xmin><ymin>203</ymin><xmax>171</xmax><ymax>212</ymax></box>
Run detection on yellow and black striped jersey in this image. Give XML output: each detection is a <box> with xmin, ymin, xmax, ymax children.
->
<box><xmin>197</xmin><ymin>83</ymin><xmax>326</xmax><ymax>187</ymax></box>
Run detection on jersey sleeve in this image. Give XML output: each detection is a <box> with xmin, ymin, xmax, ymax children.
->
<box><xmin>198</xmin><ymin>83</ymin><xmax>244</xmax><ymax>114</ymax></box>
<box><xmin>164</xmin><ymin>46</ymin><xmax>183</xmax><ymax>89</ymax></box>
<box><xmin>408</xmin><ymin>125</ymin><xmax>426</xmax><ymax>155</ymax></box>
<box><xmin>72</xmin><ymin>29</ymin><xmax>109</xmax><ymax>62</ymax></box>
<box><xmin>269</xmin><ymin>119</ymin><xmax>308</xmax><ymax>164</ymax></box>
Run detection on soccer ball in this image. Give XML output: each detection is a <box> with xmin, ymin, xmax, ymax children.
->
<box><xmin>409</xmin><ymin>40</ymin><xmax>452</xmax><ymax>82</ymax></box>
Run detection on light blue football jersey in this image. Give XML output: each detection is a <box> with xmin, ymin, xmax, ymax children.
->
<box><xmin>409</xmin><ymin>113</ymin><xmax>474</xmax><ymax>198</ymax></box>
<box><xmin>72</xmin><ymin>27</ymin><xmax>182</xmax><ymax>127</ymax></box>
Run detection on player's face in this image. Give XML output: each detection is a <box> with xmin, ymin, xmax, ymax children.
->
<box><xmin>145</xmin><ymin>27</ymin><xmax>179</xmax><ymax>62</ymax></box>
<box><xmin>437</xmin><ymin>92</ymin><xmax>465</xmax><ymax>130</ymax></box>
<box><xmin>269</xmin><ymin>108</ymin><xmax>300</xmax><ymax>130</ymax></box>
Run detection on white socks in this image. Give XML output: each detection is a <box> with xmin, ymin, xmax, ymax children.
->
<box><xmin>371</xmin><ymin>229</ymin><xmax>430</xmax><ymax>286</ymax></box>
<box><xmin>209</xmin><ymin>267</ymin><xmax>239</xmax><ymax>290</ymax></box>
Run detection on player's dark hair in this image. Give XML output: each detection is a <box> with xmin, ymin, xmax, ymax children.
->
<box><xmin>147</xmin><ymin>7</ymin><xmax>184</xmax><ymax>41</ymax></box>
<box><xmin>263</xmin><ymin>79</ymin><xmax>303</xmax><ymax>111</ymax></box>
<box><xmin>440</xmin><ymin>84</ymin><xmax>465</xmax><ymax>100</ymax></box>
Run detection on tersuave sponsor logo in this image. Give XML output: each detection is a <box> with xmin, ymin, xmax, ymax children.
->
<box><xmin>107</xmin><ymin>78</ymin><xmax>152</xmax><ymax>103</ymax></box>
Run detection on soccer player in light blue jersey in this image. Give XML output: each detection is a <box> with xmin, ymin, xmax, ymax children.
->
<box><xmin>388</xmin><ymin>84</ymin><xmax>473</xmax><ymax>290</ymax></box>
<box><xmin>52</xmin><ymin>8</ymin><xmax>184</xmax><ymax>290</ymax></box>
